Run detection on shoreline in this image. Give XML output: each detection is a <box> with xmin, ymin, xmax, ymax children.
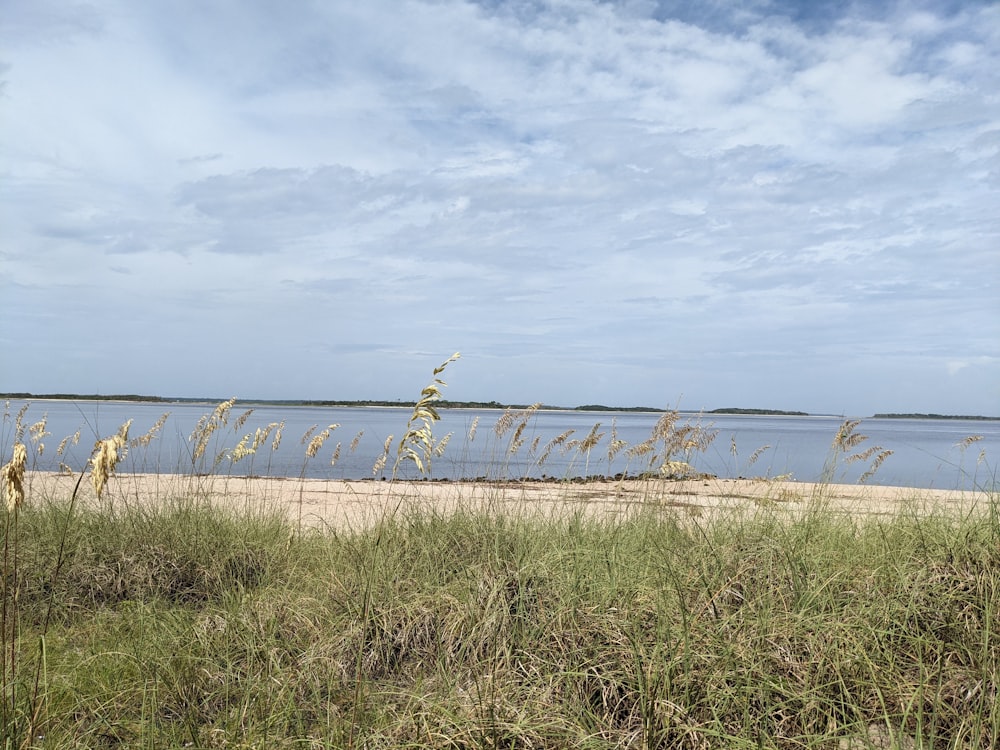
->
<box><xmin>6</xmin><ymin>397</ymin><xmax>997</xmax><ymax>420</ymax></box>
<box><xmin>24</xmin><ymin>471</ymin><xmax>992</xmax><ymax>530</ymax></box>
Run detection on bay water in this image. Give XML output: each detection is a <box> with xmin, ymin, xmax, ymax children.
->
<box><xmin>3</xmin><ymin>400</ymin><xmax>996</xmax><ymax>491</ymax></box>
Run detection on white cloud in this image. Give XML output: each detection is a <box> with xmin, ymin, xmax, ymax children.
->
<box><xmin>1</xmin><ymin>0</ymin><xmax>998</xmax><ymax>414</ymax></box>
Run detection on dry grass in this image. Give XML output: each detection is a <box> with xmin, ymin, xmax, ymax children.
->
<box><xmin>1</xmin><ymin>489</ymin><xmax>997</xmax><ymax>748</ymax></box>
<box><xmin>90</xmin><ymin>419</ymin><xmax>131</xmax><ymax>500</ymax></box>
<box><xmin>824</xmin><ymin>419</ymin><xmax>895</xmax><ymax>485</ymax></box>
<box><xmin>1</xmin><ymin>444</ymin><xmax>26</xmax><ymax>512</ymax></box>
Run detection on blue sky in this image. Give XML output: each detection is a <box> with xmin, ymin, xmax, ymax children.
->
<box><xmin>1</xmin><ymin>0</ymin><xmax>998</xmax><ymax>415</ymax></box>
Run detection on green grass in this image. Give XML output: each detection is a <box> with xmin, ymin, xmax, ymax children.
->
<box><xmin>1</xmin><ymin>486</ymin><xmax>998</xmax><ymax>749</ymax></box>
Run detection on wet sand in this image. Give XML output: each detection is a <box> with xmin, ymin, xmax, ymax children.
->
<box><xmin>24</xmin><ymin>471</ymin><xmax>993</xmax><ymax>530</ymax></box>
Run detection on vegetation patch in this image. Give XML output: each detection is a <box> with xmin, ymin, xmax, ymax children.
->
<box><xmin>0</xmin><ymin>497</ymin><xmax>998</xmax><ymax>748</ymax></box>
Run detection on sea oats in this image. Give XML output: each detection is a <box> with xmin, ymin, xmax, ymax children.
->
<box><xmin>580</xmin><ymin>423</ymin><xmax>604</xmax><ymax>453</ymax></box>
<box><xmin>651</xmin><ymin>412</ymin><xmax>679</xmax><ymax>441</ymax></box>
<box><xmin>826</xmin><ymin>420</ymin><xmax>890</xmax><ymax>480</ymax></box>
<box><xmin>746</xmin><ymin>445</ymin><xmax>771</xmax><ymax>468</ymax></box>
<box><xmin>494</xmin><ymin>408</ymin><xmax>515</xmax><ymax>438</ymax></box>
<box><xmin>845</xmin><ymin>445</ymin><xmax>882</xmax><ymax>465</ymax></box>
<box><xmin>330</xmin><ymin>442</ymin><xmax>341</xmax><ymax>467</ymax></box>
<box><xmin>306</xmin><ymin>424</ymin><xmax>339</xmax><ymax>459</ymax></box>
<box><xmin>467</xmin><ymin>416</ymin><xmax>479</xmax><ymax>443</ymax></box>
<box><xmin>607</xmin><ymin>419</ymin><xmax>628</xmax><ymax>463</ymax></box>
<box><xmin>372</xmin><ymin>435</ymin><xmax>393</xmax><ymax>477</ymax></box>
<box><xmin>434</xmin><ymin>432</ymin><xmax>452</xmax><ymax>458</ymax></box>
<box><xmin>191</xmin><ymin>422</ymin><xmax>218</xmax><ymax>462</ymax></box>
<box><xmin>213</xmin><ymin>397</ymin><xmax>237</xmax><ymax>426</ymax></box>
<box><xmin>626</xmin><ymin>440</ymin><xmax>655</xmax><ymax>459</ymax></box>
<box><xmin>251</xmin><ymin>423</ymin><xmax>278</xmax><ymax>452</ymax></box>
<box><xmin>833</xmin><ymin>419</ymin><xmax>865</xmax><ymax>452</ymax></box>
<box><xmin>57</xmin><ymin>429</ymin><xmax>82</xmax><ymax>457</ymax></box>
<box><xmin>508</xmin><ymin>421</ymin><xmax>528</xmax><ymax>455</ymax></box>
<box><xmin>497</xmin><ymin>403</ymin><xmax>541</xmax><ymax>457</ymax></box>
<box><xmin>661</xmin><ymin>460</ymin><xmax>694</xmax><ymax>478</ymax></box>
<box><xmin>859</xmin><ymin>449</ymin><xmax>893</xmax><ymax>484</ymax></box>
<box><xmin>671</xmin><ymin>422</ymin><xmax>717</xmax><ymax>458</ymax></box>
<box><xmin>843</xmin><ymin>434</ymin><xmax>867</xmax><ymax>451</ymax></box>
<box><xmin>305</xmin><ymin>433</ymin><xmax>323</xmax><ymax>457</ymax></box>
<box><xmin>699</xmin><ymin>434</ymin><xmax>718</xmax><ymax>455</ymax></box>
<box><xmin>133</xmin><ymin>412</ymin><xmax>170</xmax><ymax>448</ymax></box>
<box><xmin>822</xmin><ymin>419</ymin><xmax>876</xmax><ymax>483</ymax></box>
<box><xmin>249</xmin><ymin>427</ymin><xmax>266</xmax><ymax>453</ymax></box>
<box><xmin>349</xmin><ymin>429</ymin><xmax>364</xmax><ymax>453</ymax></box>
<box><xmin>621</xmin><ymin>410</ymin><xmax>716</xmax><ymax>476</ymax></box>
<box><xmin>394</xmin><ymin>353</ymin><xmax>459</xmax><ymax>477</ymax></box>
<box><xmin>189</xmin><ymin>400</ymin><xmax>236</xmax><ymax>464</ymax></box>
<box><xmin>233</xmin><ymin>408</ymin><xmax>254</xmax><ymax>432</ymax></box>
<box><xmin>539</xmin><ymin>429</ymin><xmax>575</xmax><ymax>467</ymax></box>
<box><xmin>190</xmin><ymin>414</ymin><xmax>209</xmax><ymax>445</ymax></box>
<box><xmin>231</xmin><ymin>434</ymin><xmax>253</xmax><ymax>463</ymax></box>
<box><xmin>956</xmin><ymin>435</ymin><xmax>984</xmax><ymax>449</ymax></box>
<box><xmin>2</xmin><ymin>442</ymin><xmax>27</xmax><ymax>512</ymax></box>
<box><xmin>29</xmin><ymin>416</ymin><xmax>51</xmax><ymax>456</ymax></box>
<box><xmin>12</xmin><ymin>402</ymin><xmax>29</xmax><ymax>443</ymax></box>
<box><xmin>271</xmin><ymin>421</ymin><xmax>285</xmax><ymax>452</ymax></box>
<box><xmin>90</xmin><ymin>420</ymin><xmax>132</xmax><ymax>500</ymax></box>
<box><xmin>550</xmin><ymin>429</ymin><xmax>574</xmax><ymax>448</ymax></box>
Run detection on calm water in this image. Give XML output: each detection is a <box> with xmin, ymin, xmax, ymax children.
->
<box><xmin>3</xmin><ymin>400</ymin><xmax>997</xmax><ymax>490</ymax></box>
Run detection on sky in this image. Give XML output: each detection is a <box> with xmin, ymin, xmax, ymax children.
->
<box><xmin>1</xmin><ymin>0</ymin><xmax>998</xmax><ymax>416</ymax></box>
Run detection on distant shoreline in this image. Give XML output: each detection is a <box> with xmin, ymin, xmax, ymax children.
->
<box><xmin>2</xmin><ymin>394</ymin><xmax>997</xmax><ymax>421</ymax></box>
<box><xmin>871</xmin><ymin>413</ymin><xmax>1000</xmax><ymax>421</ymax></box>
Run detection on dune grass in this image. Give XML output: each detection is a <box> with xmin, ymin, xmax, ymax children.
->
<box><xmin>1</xmin><ymin>357</ymin><xmax>997</xmax><ymax>748</ymax></box>
<box><xmin>0</xmin><ymin>489</ymin><xmax>997</xmax><ymax>748</ymax></box>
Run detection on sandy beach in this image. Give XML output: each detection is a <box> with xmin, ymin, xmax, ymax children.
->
<box><xmin>25</xmin><ymin>470</ymin><xmax>992</xmax><ymax>530</ymax></box>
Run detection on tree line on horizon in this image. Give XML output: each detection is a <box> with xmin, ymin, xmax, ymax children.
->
<box><xmin>1</xmin><ymin>393</ymin><xmax>995</xmax><ymax>420</ymax></box>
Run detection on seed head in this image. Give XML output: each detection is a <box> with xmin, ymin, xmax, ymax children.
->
<box><xmin>349</xmin><ymin>429</ymin><xmax>364</xmax><ymax>453</ymax></box>
<box><xmin>306</xmin><ymin>424</ymin><xmax>339</xmax><ymax>458</ymax></box>
<box><xmin>2</xmin><ymin>443</ymin><xmax>28</xmax><ymax>512</ymax></box>
<box><xmin>271</xmin><ymin>421</ymin><xmax>285</xmax><ymax>452</ymax></box>
<box><xmin>90</xmin><ymin>420</ymin><xmax>132</xmax><ymax>499</ymax></box>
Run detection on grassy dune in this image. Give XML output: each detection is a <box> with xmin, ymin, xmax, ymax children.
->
<box><xmin>1</xmin><ymin>358</ymin><xmax>997</xmax><ymax>748</ymax></box>
<box><xmin>1</xmin><ymin>488</ymin><xmax>997</xmax><ymax>748</ymax></box>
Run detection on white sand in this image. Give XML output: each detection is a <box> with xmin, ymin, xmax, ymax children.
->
<box><xmin>24</xmin><ymin>471</ymin><xmax>991</xmax><ymax>530</ymax></box>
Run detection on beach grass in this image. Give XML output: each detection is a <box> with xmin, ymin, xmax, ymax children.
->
<box><xmin>0</xmin><ymin>486</ymin><xmax>998</xmax><ymax>748</ymax></box>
